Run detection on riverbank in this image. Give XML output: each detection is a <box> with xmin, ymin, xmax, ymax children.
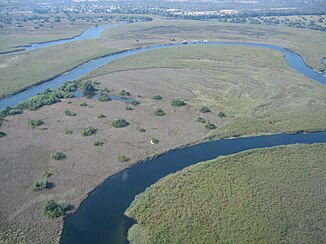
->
<box><xmin>126</xmin><ymin>143</ymin><xmax>326</xmax><ymax>243</ymax></box>
<box><xmin>1</xmin><ymin>45</ymin><xmax>326</xmax><ymax>243</ymax></box>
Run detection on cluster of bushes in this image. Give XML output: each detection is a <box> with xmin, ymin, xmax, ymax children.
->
<box><xmin>99</xmin><ymin>94</ymin><xmax>112</xmax><ymax>102</ymax></box>
<box><xmin>50</xmin><ymin>152</ymin><xmax>66</xmax><ymax>160</ymax></box>
<box><xmin>152</xmin><ymin>95</ymin><xmax>163</xmax><ymax>101</ymax></box>
<box><xmin>120</xmin><ymin>90</ymin><xmax>131</xmax><ymax>97</ymax></box>
<box><xmin>93</xmin><ymin>140</ymin><xmax>104</xmax><ymax>146</ymax></box>
<box><xmin>42</xmin><ymin>199</ymin><xmax>68</xmax><ymax>218</ymax></box>
<box><xmin>205</xmin><ymin>122</ymin><xmax>217</xmax><ymax>130</ymax></box>
<box><xmin>154</xmin><ymin>108</ymin><xmax>166</xmax><ymax>116</ymax></box>
<box><xmin>64</xmin><ymin>109</ymin><xmax>76</xmax><ymax>116</ymax></box>
<box><xmin>81</xmin><ymin>126</ymin><xmax>97</xmax><ymax>136</ymax></box>
<box><xmin>128</xmin><ymin>99</ymin><xmax>140</xmax><ymax>106</ymax></box>
<box><xmin>118</xmin><ymin>155</ymin><xmax>130</xmax><ymax>162</ymax></box>
<box><xmin>80</xmin><ymin>81</ymin><xmax>98</xmax><ymax>95</ymax></box>
<box><xmin>111</xmin><ymin>118</ymin><xmax>129</xmax><ymax>128</ymax></box>
<box><xmin>171</xmin><ymin>98</ymin><xmax>186</xmax><ymax>107</ymax></box>
<box><xmin>28</xmin><ymin>119</ymin><xmax>44</xmax><ymax>127</ymax></box>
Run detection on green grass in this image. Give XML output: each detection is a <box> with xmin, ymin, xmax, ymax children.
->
<box><xmin>87</xmin><ymin>45</ymin><xmax>326</xmax><ymax>138</ymax></box>
<box><xmin>126</xmin><ymin>143</ymin><xmax>326</xmax><ymax>244</ymax></box>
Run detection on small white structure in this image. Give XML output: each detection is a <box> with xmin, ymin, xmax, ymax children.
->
<box><xmin>182</xmin><ymin>40</ymin><xmax>188</xmax><ymax>44</ymax></box>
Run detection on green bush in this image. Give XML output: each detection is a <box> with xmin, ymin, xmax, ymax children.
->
<box><xmin>97</xmin><ymin>114</ymin><xmax>106</xmax><ymax>118</ymax></box>
<box><xmin>218</xmin><ymin>112</ymin><xmax>226</xmax><ymax>118</ymax></box>
<box><xmin>79</xmin><ymin>102</ymin><xmax>88</xmax><ymax>107</ymax></box>
<box><xmin>0</xmin><ymin>131</ymin><xmax>7</xmax><ymax>138</ymax></box>
<box><xmin>42</xmin><ymin>199</ymin><xmax>68</xmax><ymax>218</ymax></box>
<box><xmin>81</xmin><ymin>126</ymin><xmax>97</xmax><ymax>136</ymax></box>
<box><xmin>64</xmin><ymin>109</ymin><xmax>76</xmax><ymax>116</ymax></box>
<box><xmin>120</xmin><ymin>90</ymin><xmax>131</xmax><ymax>96</ymax></box>
<box><xmin>138</xmin><ymin>128</ymin><xmax>146</xmax><ymax>133</ymax></box>
<box><xmin>64</xmin><ymin>128</ymin><xmax>73</xmax><ymax>134</ymax></box>
<box><xmin>111</xmin><ymin>118</ymin><xmax>129</xmax><ymax>128</ymax></box>
<box><xmin>118</xmin><ymin>155</ymin><xmax>130</xmax><ymax>162</ymax></box>
<box><xmin>171</xmin><ymin>98</ymin><xmax>186</xmax><ymax>107</ymax></box>
<box><xmin>199</xmin><ymin>106</ymin><xmax>210</xmax><ymax>113</ymax></box>
<box><xmin>93</xmin><ymin>140</ymin><xmax>104</xmax><ymax>146</ymax></box>
<box><xmin>8</xmin><ymin>108</ymin><xmax>22</xmax><ymax>115</ymax></box>
<box><xmin>205</xmin><ymin>121</ymin><xmax>217</xmax><ymax>130</ymax></box>
<box><xmin>154</xmin><ymin>108</ymin><xmax>166</xmax><ymax>116</ymax></box>
<box><xmin>80</xmin><ymin>81</ymin><xmax>98</xmax><ymax>95</ymax></box>
<box><xmin>152</xmin><ymin>95</ymin><xmax>163</xmax><ymax>101</ymax></box>
<box><xmin>126</xmin><ymin>106</ymin><xmax>133</xmax><ymax>111</ymax></box>
<box><xmin>32</xmin><ymin>178</ymin><xmax>48</xmax><ymax>192</ymax></box>
<box><xmin>50</xmin><ymin>152</ymin><xmax>66</xmax><ymax>160</ymax></box>
<box><xmin>28</xmin><ymin>119</ymin><xmax>44</xmax><ymax>127</ymax></box>
<box><xmin>129</xmin><ymin>99</ymin><xmax>140</xmax><ymax>106</ymax></box>
<box><xmin>99</xmin><ymin>94</ymin><xmax>112</xmax><ymax>102</ymax></box>
<box><xmin>196</xmin><ymin>117</ymin><xmax>206</xmax><ymax>123</ymax></box>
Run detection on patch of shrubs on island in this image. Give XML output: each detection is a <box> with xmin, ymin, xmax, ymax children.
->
<box><xmin>200</xmin><ymin>106</ymin><xmax>210</xmax><ymax>113</ymax></box>
<box><xmin>99</xmin><ymin>94</ymin><xmax>112</xmax><ymax>102</ymax></box>
<box><xmin>64</xmin><ymin>109</ymin><xmax>76</xmax><ymax>116</ymax></box>
<box><xmin>81</xmin><ymin>126</ymin><xmax>97</xmax><ymax>136</ymax></box>
<box><xmin>28</xmin><ymin>119</ymin><xmax>44</xmax><ymax>127</ymax></box>
<box><xmin>118</xmin><ymin>155</ymin><xmax>130</xmax><ymax>162</ymax></box>
<box><xmin>93</xmin><ymin>140</ymin><xmax>104</xmax><ymax>146</ymax></box>
<box><xmin>111</xmin><ymin>118</ymin><xmax>129</xmax><ymax>128</ymax></box>
<box><xmin>64</xmin><ymin>128</ymin><xmax>73</xmax><ymax>134</ymax></box>
<box><xmin>50</xmin><ymin>152</ymin><xmax>66</xmax><ymax>160</ymax></box>
<box><xmin>154</xmin><ymin>108</ymin><xmax>166</xmax><ymax>116</ymax></box>
<box><xmin>171</xmin><ymin>98</ymin><xmax>186</xmax><ymax>107</ymax></box>
<box><xmin>42</xmin><ymin>199</ymin><xmax>69</xmax><ymax>218</ymax></box>
<box><xmin>152</xmin><ymin>95</ymin><xmax>163</xmax><ymax>101</ymax></box>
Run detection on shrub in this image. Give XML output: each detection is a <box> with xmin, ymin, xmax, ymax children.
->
<box><xmin>42</xmin><ymin>199</ymin><xmax>68</xmax><ymax>218</ymax></box>
<box><xmin>28</xmin><ymin>119</ymin><xmax>44</xmax><ymax>127</ymax></box>
<box><xmin>205</xmin><ymin>121</ymin><xmax>217</xmax><ymax>130</ymax></box>
<box><xmin>199</xmin><ymin>106</ymin><xmax>210</xmax><ymax>113</ymax></box>
<box><xmin>154</xmin><ymin>108</ymin><xmax>166</xmax><ymax>116</ymax></box>
<box><xmin>80</xmin><ymin>81</ymin><xmax>98</xmax><ymax>95</ymax></box>
<box><xmin>138</xmin><ymin>128</ymin><xmax>146</xmax><ymax>133</ymax></box>
<box><xmin>120</xmin><ymin>90</ymin><xmax>130</xmax><ymax>96</ymax></box>
<box><xmin>99</xmin><ymin>94</ymin><xmax>111</xmax><ymax>102</ymax></box>
<box><xmin>8</xmin><ymin>108</ymin><xmax>22</xmax><ymax>115</ymax></box>
<box><xmin>118</xmin><ymin>155</ymin><xmax>130</xmax><ymax>162</ymax></box>
<box><xmin>171</xmin><ymin>98</ymin><xmax>186</xmax><ymax>107</ymax></box>
<box><xmin>64</xmin><ymin>128</ymin><xmax>73</xmax><ymax>134</ymax></box>
<box><xmin>50</xmin><ymin>152</ymin><xmax>66</xmax><ymax>160</ymax></box>
<box><xmin>126</xmin><ymin>106</ymin><xmax>133</xmax><ymax>111</ymax></box>
<box><xmin>81</xmin><ymin>126</ymin><xmax>97</xmax><ymax>136</ymax></box>
<box><xmin>97</xmin><ymin>114</ymin><xmax>106</xmax><ymax>118</ymax></box>
<box><xmin>32</xmin><ymin>178</ymin><xmax>48</xmax><ymax>192</ymax></box>
<box><xmin>111</xmin><ymin>118</ymin><xmax>129</xmax><ymax>128</ymax></box>
<box><xmin>152</xmin><ymin>95</ymin><xmax>163</xmax><ymax>101</ymax></box>
<box><xmin>93</xmin><ymin>140</ymin><xmax>104</xmax><ymax>146</ymax></box>
<box><xmin>129</xmin><ymin>99</ymin><xmax>140</xmax><ymax>106</ymax></box>
<box><xmin>218</xmin><ymin>112</ymin><xmax>226</xmax><ymax>117</ymax></box>
<box><xmin>0</xmin><ymin>131</ymin><xmax>7</xmax><ymax>138</ymax></box>
<box><xmin>196</xmin><ymin>117</ymin><xmax>206</xmax><ymax>123</ymax></box>
<box><xmin>79</xmin><ymin>102</ymin><xmax>88</xmax><ymax>107</ymax></box>
<box><xmin>64</xmin><ymin>109</ymin><xmax>76</xmax><ymax>116</ymax></box>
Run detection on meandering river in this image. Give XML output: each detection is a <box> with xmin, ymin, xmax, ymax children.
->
<box><xmin>1</xmin><ymin>24</ymin><xmax>326</xmax><ymax>244</ymax></box>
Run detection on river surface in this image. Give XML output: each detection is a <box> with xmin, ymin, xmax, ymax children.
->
<box><xmin>61</xmin><ymin>132</ymin><xmax>326</xmax><ymax>244</ymax></box>
<box><xmin>1</xmin><ymin>41</ymin><xmax>326</xmax><ymax>109</ymax></box>
<box><xmin>1</xmin><ymin>25</ymin><xmax>326</xmax><ymax>243</ymax></box>
<box><xmin>19</xmin><ymin>23</ymin><xmax>116</xmax><ymax>52</ymax></box>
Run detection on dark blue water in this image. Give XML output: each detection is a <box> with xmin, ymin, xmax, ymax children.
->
<box><xmin>21</xmin><ymin>23</ymin><xmax>116</xmax><ymax>51</ymax></box>
<box><xmin>61</xmin><ymin>131</ymin><xmax>326</xmax><ymax>244</ymax></box>
<box><xmin>1</xmin><ymin>41</ymin><xmax>326</xmax><ymax>109</ymax></box>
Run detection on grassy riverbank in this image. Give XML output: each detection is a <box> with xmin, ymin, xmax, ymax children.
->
<box><xmin>0</xmin><ymin>40</ymin><xmax>120</xmax><ymax>99</ymax></box>
<box><xmin>126</xmin><ymin>143</ymin><xmax>326</xmax><ymax>243</ymax></box>
<box><xmin>88</xmin><ymin>45</ymin><xmax>326</xmax><ymax>138</ymax></box>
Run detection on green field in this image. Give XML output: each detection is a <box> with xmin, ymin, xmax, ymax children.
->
<box><xmin>88</xmin><ymin>45</ymin><xmax>326</xmax><ymax>138</ymax></box>
<box><xmin>126</xmin><ymin>143</ymin><xmax>326</xmax><ymax>243</ymax></box>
